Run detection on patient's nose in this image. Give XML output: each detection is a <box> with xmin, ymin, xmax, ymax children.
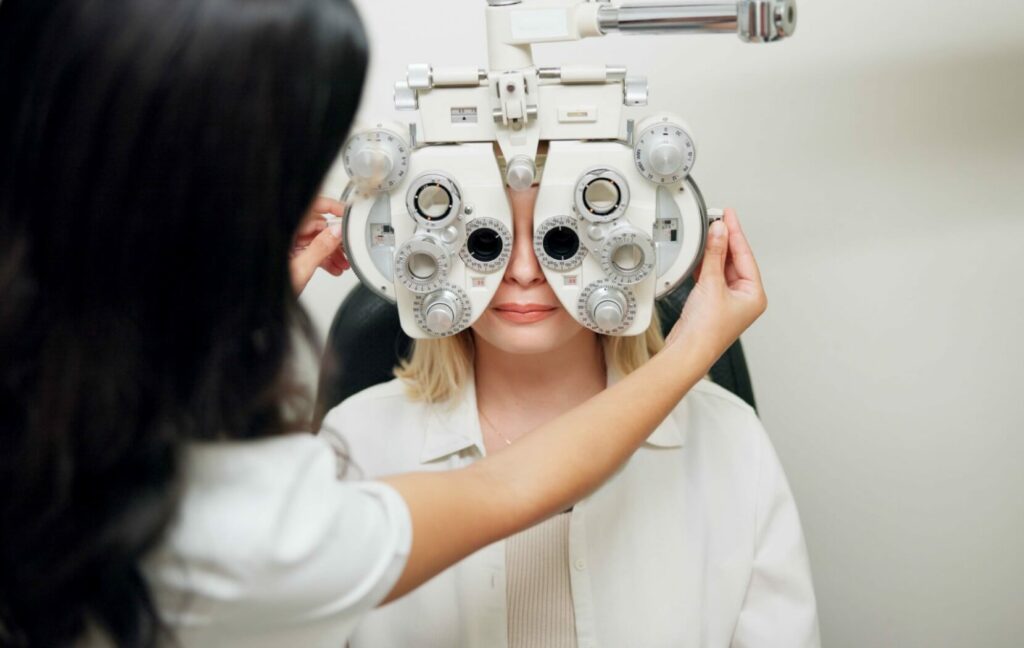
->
<box><xmin>504</xmin><ymin>189</ymin><xmax>545</xmax><ymax>288</ymax></box>
<box><xmin>504</xmin><ymin>219</ymin><xmax>545</xmax><ymax>288</ymax></box>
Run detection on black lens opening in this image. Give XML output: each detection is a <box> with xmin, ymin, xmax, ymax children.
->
<box><xmin>543</xmin><ymin>227</ymin><xmax>580</xmax><ymax>261</ymax></box>
<box><xmin>467</xmin><ymin>228</ymin><xmax>503</xmax><ymax>263</ymax></box>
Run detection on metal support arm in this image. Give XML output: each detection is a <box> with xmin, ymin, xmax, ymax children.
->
<box><xmin>598</xmin><ymin>0</ymin><xmax>797</xmax><ymax>43</ymax></box>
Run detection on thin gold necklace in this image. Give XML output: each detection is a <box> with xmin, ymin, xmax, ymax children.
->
<box><xmin>478</xmin><ymin>407</ymin><xmax>515</xmax><ymax>447</ymax></box>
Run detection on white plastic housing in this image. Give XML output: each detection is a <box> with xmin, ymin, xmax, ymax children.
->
<box><xmin>415</xmin><ymin>80</ymin><xmax>624</xmax><ymax>144</ymax></box>
<box><xmin>344</xmin><ymin>142</ymin><xmax>512</xmax><ymax>339</ymax></box>
<box><xmin>535</xmin><ymin>140</ymin><xmax>706</xmax><ymax>336</ymax></box>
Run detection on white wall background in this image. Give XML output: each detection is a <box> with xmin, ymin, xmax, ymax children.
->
<box><xmin>300</xmin><ymin>1</ymin><xmax>1024</xmax><ymax>645</ymax></box>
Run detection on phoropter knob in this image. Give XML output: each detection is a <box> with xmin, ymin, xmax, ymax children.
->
<box><xmin>342</xmin><ymin>125</ymin><xmax>409</xmax><ymax>192</ymax></box>
<box><xmin>650</xmin><ymin>143</ymin><xmax>684</xmax><ymax>177</ymax></box>
<box><xmin>586</xmin><ymin>285</ymin><xmax>628</xmax><ymax>330</ymax></box>
<box><xmin>420</xmin><ymin>289</ymin><xmax>465</xmax><ymax>335</ymax></box>
<box><xmin>425</xmin><ymin>302</ymin><xmax>456</xmax><ymax>332</ymax></box>
<box><xmin>506</xmin><ymin>156</ymin><xmax>537</xmax><ymax>192</ymax></box>
<box><xmin>594</xmin><ymin>300</ymin><xmax>624</xmax><ymax>330</ymax></box>
<box><xmin>633</xmin><ymin>115</ymin><xmax>696</xmax><ymax>185</ymax></box>
<box><xmin>578</xmin><ymin>281</ymin><xmax>637</xmax><ymax>334</ymax></box>
<box><xmin>351</xmin><ymin>148</ymin><xmax>393</xmax><ymax>181</ymax></box>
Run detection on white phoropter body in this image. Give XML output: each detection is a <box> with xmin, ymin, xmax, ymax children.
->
<box><xmin>339</xmin><ymin>0</ymin><xmax>797</xmax><ymax>339</ymax></box>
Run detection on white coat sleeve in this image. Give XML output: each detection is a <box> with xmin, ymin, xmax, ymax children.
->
<box><xmin>148</xmin><ymin>436</ymin><xmax>412</xmax><ymax>647</ymax></box>
<box><xmin>731</xmin><ymin>422</ymin><xmax>821</xmax><ymax>648</ymax></box>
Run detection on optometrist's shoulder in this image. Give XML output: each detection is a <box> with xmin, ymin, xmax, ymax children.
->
<box><xmin>296</xmin><ymin>205</ymin><xmax>767</xmax><ymax>605</ymax></box>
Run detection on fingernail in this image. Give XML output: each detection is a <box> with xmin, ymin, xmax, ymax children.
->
<box><xmin>328</xmin><ymin>222</ymin><xmax>342</xmax><ymax>238</ymax></box>
<box><xmin>709</xmin><ymin>220</ymin><xmax>725</xmax><ymax>239</ymax></box>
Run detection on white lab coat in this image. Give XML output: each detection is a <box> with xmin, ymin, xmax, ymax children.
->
<box><xmin>321</xmin><ymin>374</ymin><xmax>821</xmax><ymax>648</ymax></box>
<box><xmin>142</xmin><ymin>435</ymin><xmax>412</xmax><ymax>648</ymax></box>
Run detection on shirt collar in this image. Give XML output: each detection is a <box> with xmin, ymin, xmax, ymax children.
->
<box><xmin>420</xmin><ymin>375</ymin><xmax>486</xmax><ymax>464</ymax></box>
<box><xmin>419</xmin><ymin>353</ymin><xmax>686</xmax><ymax>464</ymax></box>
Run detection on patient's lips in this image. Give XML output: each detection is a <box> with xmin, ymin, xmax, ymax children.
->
<box><xmin>492</xmin><ymin>302</ymin><xmax>558</xmax><ymax>324</ymax></box>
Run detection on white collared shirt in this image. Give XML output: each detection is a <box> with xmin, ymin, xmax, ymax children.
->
<box><xmin>321</xmin><ymin>376</ymin><xmax>820</xmax><ymax>648</ymax></box>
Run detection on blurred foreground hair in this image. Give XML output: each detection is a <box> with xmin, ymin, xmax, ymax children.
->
<box><xmin>0</xmin><ymin>0</ymin><xmax>367</xmax><ymax>644</ymax></box>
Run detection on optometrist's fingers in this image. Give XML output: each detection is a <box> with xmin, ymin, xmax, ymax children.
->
<box><xmin>310</xmin><ymin>196</ymin><xmax>346</xmax><ymax>218</ymax></box>
<box><xmin>665</xmin><ymin>210</ymin><xmax>767</xmax><ymax>353</ymax></box>
<box><xmin>327</xmin><ymin>245</ymin><xmax>350</xmax><ymax>272</ymax></box>
<box><xmin>321</xmin><ymin>246</ymin><xmax>350</xmax><ymax>276</ymax></box>
<box><xmin>722</xmin><ymin>208</ymin><xmax>762</xmax><ymax>287</ymax></box>
<box><xmin>319</xmin><ymin>256</ymin><xmax>345</xmax><ymax>277</ymax></box>
<box><xmin>293</xmin><ymin>197</ymin><xmax>345</xmax><ymax>247</ymax></box>
<box><xmin>290</xmin><ymin>226</ymin><xmax>343</xmax><ymax>293</ymax></box>
<box><xmin>294</xmin><ymin>211</ymin><xmax>328</xmax><ymax>241</ymax></box>
<box><xmin>696</xmin><ymin>219</ymin><xmax>728</xmax><ymax>288</ymax></box>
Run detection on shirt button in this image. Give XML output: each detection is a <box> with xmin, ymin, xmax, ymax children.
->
<box><xmin>574</xmin><ymin>559</ymin><xmax>586</xmax><ymax>571</ymax></box>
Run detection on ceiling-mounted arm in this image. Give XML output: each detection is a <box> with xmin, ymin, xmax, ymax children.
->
<box><xmin>597</xmin><ymin>0</ymin><xmax>797</xmax><ymax>42</ymax></box>
<box><xmin>484</xmin><ymin>0</ymin><xmax>797</xmax><ymax>71</ymax></box>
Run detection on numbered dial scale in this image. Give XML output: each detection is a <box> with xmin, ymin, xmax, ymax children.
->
<box><xmin>414</xmin><ymin>284</ymin><xmax>472</xmax><ymax>337</ymax></box>
<box><xmin>598</xmin><ymin>229</ymin><xmax>656</xmax><ymax>286</ymax></box>
<box><xmin>394</xmin><ymin>237</ymin><xmax>452</xmax><ymax>294</ymax></box>
<box><xmin>342</xmin><ymin>126</ymin><xmax>410</xmax><ymax>192</ymax></box>
<box><xmin>577</xmin><ymin>280</ymin><xmax>638</xmax><ymax>335</ymax></box>
<box><xmin>633</xmin><ymin>117</ymin><xmax>696</xmax><ymax>185</ymax></box>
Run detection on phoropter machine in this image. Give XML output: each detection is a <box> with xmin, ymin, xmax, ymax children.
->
<box><xmin>338</xmin><ymin>0</ymin><xmax>796</xmax><ymax>338</ymax></box>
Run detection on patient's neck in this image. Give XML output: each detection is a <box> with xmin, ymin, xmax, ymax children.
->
<box><xmin>472</xmin><ymin>331</ymin><xmax>606</xmax><ymax>447</ymax></box>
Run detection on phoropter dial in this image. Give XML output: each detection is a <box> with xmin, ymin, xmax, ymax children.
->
<box><xmin>406</xmin><ymin>173</ymin><xmax>462</xmax><ymax>228</ymax></box>
<box><xmin>394</xmin><ymin>237</ymin><xmax>451</xmax><ymax>294</ymax></box>
<box><xmin>342</xmin><ymin>125</ymin><xmax>409</xmax><ymax>192</ymax></box>
<box><xmin>598</xmin><ymin>228</ymin><xmax>656</xmax><ymax>285</ymax></box>
<box><xmin>574</xmin><ymin>168</ymin><xmax>630</xmax><ymax>223</ymax></box>
<box><xmin>534</xmin><ymin>215</ymin><xmax>588</xmax><ymax>271</ymax></box>
<box><xmin>577</xmin><ymin>281</ymin><xmax>637</xmax><ymax>334</ymax></box>
<box><xmin>460</xmin><ymin>217</ymin><xmax>512</xmax><ymax>273</ymax></box>
<box><xmin>414</xmin><ymin>284</ymin><xmax>472</xmax><ymax>337</ymax></box>
<box><xmin>634</xmin><ymin>116</ymin><xmax>696</xmax><ymax>184</ymax></box>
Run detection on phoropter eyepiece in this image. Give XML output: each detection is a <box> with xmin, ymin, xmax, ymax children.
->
<box><xmin>544</xmin><ymin>226</ymin><xmax>580</xmax><ymax>261</ymax></box>
<box><xmin>460</xmin><ymin>217</ymin><xmax>513</xmax><ymax>273</ymax></box>
<box><xmin>467</xmin><ymin>228</ymin><xmax>503</xmax><ymax>263</ymax></box>
<box><xmin>534</xmin><ymin>216</ymin><xmax>587</xmax><ymax>271</ymax></box>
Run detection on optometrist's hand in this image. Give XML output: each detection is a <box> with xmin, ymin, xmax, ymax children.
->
<box><xmin>290</xmin><ymin>196</ymin><xmax>350</xmax><ymax>294</ymax></box>
<box><xmin>665</xmin><ymin>209</ymin><xmax>767</xmax><ymax>355</ymax></box>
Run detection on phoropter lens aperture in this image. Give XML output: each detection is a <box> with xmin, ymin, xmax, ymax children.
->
<box><xmin>611</xmin><ymin>243</ymin><xmax>644</xmax><ymax>272</ymax></box>
<box><xmin>543</xmin><ymin>226</ymin><xmax>580</xmax><ymax>261</ymax></box>
<box><xmin>467</xmin><ymin>227</ymin><xmax>503</xmax><ymax>263</ymax></box>
<box><xmin>407</xmin><ymin>252</ymin><xmax>438</xmax><ymax>280</ymax></box>
<box><xmin>414</xmin><ymin>183</ymin><xmax>453</xmax><ymax>221</ymax></box>
<box><xmin>583</xmin><ymin>178</ymin><xmax>621</xmax><ymax>216</ymax></box>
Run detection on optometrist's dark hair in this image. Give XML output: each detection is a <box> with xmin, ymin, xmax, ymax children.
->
<box><xmin>0</xmin><ymin>0</ymin><xmax>367</xmax><ymax>644</ymax></box>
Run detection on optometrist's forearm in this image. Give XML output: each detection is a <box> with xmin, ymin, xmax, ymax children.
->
<box><xmin>380</xmin><ymin>337</ymin><xmax>714</xmax><ymax>603</ymax></box>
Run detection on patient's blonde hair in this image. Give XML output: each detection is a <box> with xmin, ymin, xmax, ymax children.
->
<box><xmin>395</xmin><ymin>312</ymin><xmax>666</xmax><ymax>404</ymax></box>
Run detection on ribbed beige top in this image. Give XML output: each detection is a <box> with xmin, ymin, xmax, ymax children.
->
<box><xmin>505</xmin><ymin>512</ymin><xmax>578</xmax><ymax>648</ymax></box>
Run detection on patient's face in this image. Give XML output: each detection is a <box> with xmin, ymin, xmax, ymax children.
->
<box><xmin>471</xmin><ymin>186</ymin><xmax>591</xmax><ymax>355</ymax></box>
